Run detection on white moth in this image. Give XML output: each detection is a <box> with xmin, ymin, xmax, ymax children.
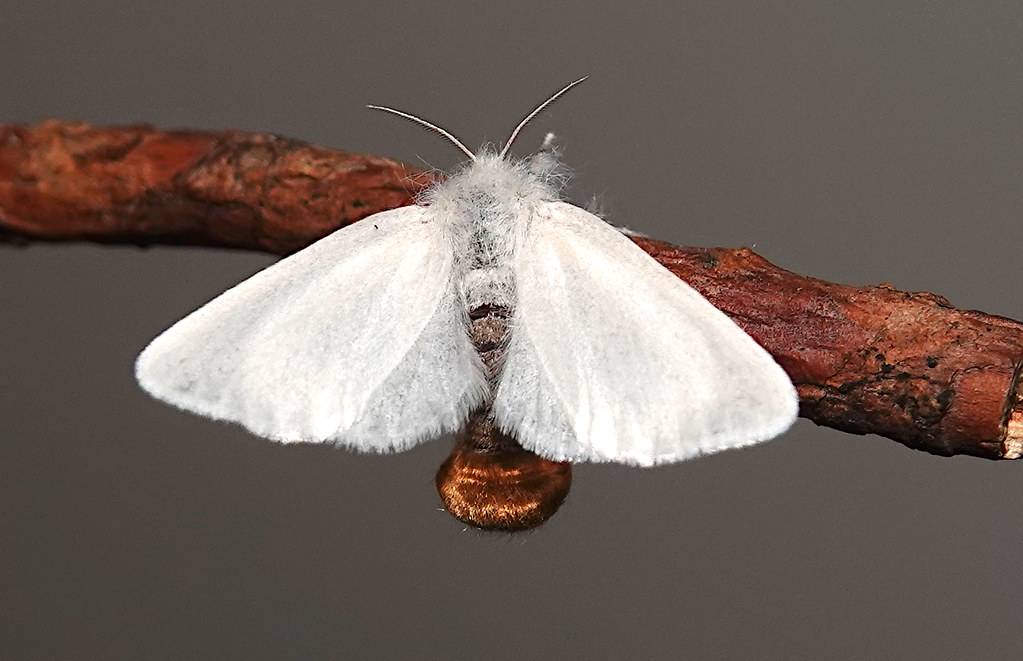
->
<box><xmin>135</xmin><ymin>78</ymin><xmax>798</xmax><ymax>466</ymax></box>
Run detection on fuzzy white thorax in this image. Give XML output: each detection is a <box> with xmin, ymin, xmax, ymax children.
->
<box><xmin>420</xmin><ymin>150</ymin><xmax>568</xmax><ymax>310</ymax></box>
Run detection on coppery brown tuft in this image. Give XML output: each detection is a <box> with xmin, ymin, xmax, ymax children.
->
<box><xmin>436</xmin><ymin>421</ymin><xmax>571</xmax><ymax>531</ymax></box>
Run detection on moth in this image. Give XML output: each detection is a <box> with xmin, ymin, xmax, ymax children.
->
<box><xmin>135</xmin><ymin>78</ymin><xmax>798</xmax><ymax>466</ymax></box>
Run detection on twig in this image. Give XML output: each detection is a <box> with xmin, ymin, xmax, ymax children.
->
<box><xmin>3</xmin><ymin>120</ymin><xmax>1021</xmax><ymax>460</ymax></box>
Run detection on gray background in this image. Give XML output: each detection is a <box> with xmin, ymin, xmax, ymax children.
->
<box><xmin>2</xmin><ymin>2</ymin><xmax>1022</xmax><ymax>659</ymax></box>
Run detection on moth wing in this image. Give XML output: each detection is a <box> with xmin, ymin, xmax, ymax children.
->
<box><xmin>494</xmin><ymin>201</ymin><xmax>798</xmax><ymax>466</ymax></box>
<box><xmin>136</xmin><ymin>205</ymin><xmax>486</xmax><ymax>451</ymax></box>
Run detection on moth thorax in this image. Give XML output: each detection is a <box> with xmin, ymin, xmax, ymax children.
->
<box><xmin>460</xmin><ymin>267</ymin><xmax>515</xmax><ymax>310</ymax></box>
<box><xmin>453</xmin><ymin>190</ymin><xmax>518</xmax><ymax>310</ymax></box>
<box><xmin>463</xmin><ymin>190</ymin><xmax>514</xmax><ymax>268</ymax></box>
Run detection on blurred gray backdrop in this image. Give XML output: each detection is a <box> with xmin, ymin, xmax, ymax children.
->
<box><xmin>2</xmin><ymin>2</ymin><xmax>1022</xmax><ymax>659</ymax></box>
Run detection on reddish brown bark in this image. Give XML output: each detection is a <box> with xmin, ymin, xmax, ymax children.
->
<box><xmin>0</xmin><ymin>120</ymin><xmax>433</xmax><ymax>254</ymax></box>
<box><xmin>3</xmin><ymin>120</ymin><xmax>1022</xmax><ymax>460</ymax></box>
<box><xmin>635</xmin><ymin>241</ymin><xmax>1023</xmax><ymax>460</ymax></box>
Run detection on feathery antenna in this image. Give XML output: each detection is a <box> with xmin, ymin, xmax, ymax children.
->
<box><xmin>499</xmin><ymin>76</ymin><xmax>588</xmax><ymax>159</ymax></box>
<box><xmin>366</xmin><ymin>105</ymin><xmax>476</xmax><ymax>162</ymax></box>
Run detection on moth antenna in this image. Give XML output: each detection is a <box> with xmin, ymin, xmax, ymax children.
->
<box><xmin>499</xmin><ymin>76</ymin><xmax>588</xmax><ymax>159</ymax></box>
<box><xmin>366</xmin><ymin>104</ymin><xmax>477</xmax><ymax>162</ymax></box>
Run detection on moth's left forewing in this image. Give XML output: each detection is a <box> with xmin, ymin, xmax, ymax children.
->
<box><xmin>494</xmin><ymin>201</ymin><xmax>798</xmax><ymax>466</ymax></box>
<box><xmin>136</xmin><ymin>205</ymin><xmax>486</xmax><ymax>451</ymax></box>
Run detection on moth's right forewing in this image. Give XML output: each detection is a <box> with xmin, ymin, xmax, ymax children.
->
<box><xmin>136</xmin><ymin>205</ymin><xmax>486</xmax><ymax>450</ymax></box>
<box><xmin>495</xmin><ymin>202</ymin><xmax>798</xmax><ymax>466</ymax></box>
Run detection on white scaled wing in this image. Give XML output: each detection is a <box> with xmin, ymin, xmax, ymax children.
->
<box><xmin>136</xmin><ymin>205</ymin><xmax>486</xmax><ymax>451</ymax></box>
<box><xmin>494</xmin><ymin>202</ymin><xmax>798</xmax><ymax>466</ymax></box>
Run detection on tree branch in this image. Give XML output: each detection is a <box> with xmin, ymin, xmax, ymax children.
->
<box><xmin>0</xmin><ymin>120</ymin><xmax>432</xmax><ymax>253</ymax></box>
<box><xmin>3</xmin><ymin>120</ymin><xmax>1021</xmax><ymax>460</ymax></box>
